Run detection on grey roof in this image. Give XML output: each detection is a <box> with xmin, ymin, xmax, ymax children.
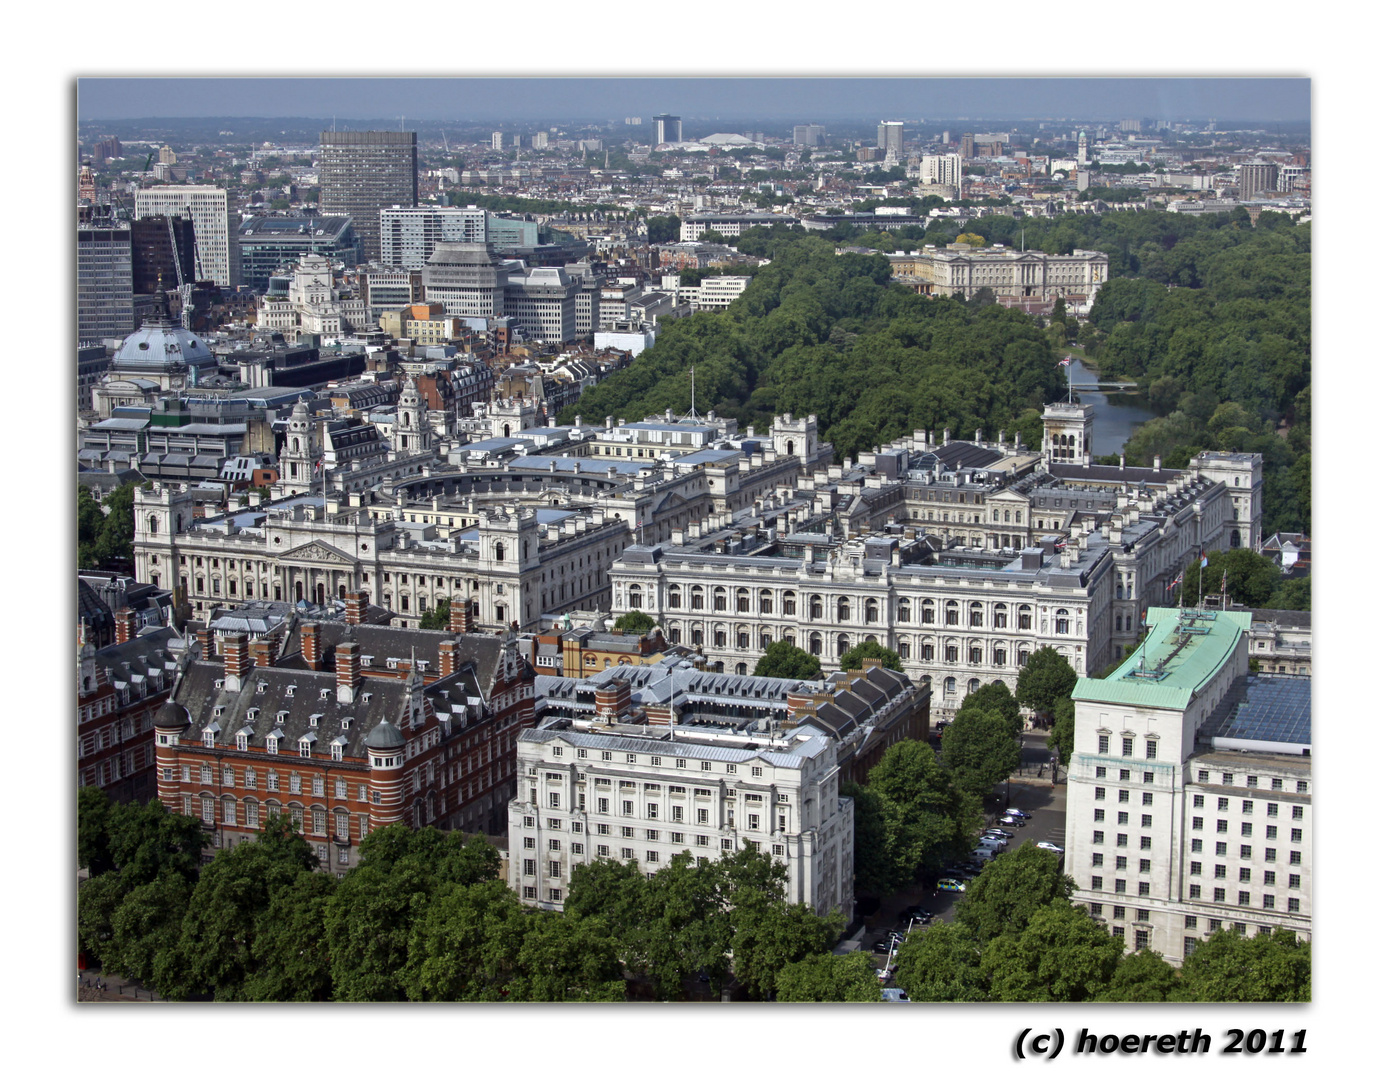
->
<box><xmin>366</xmin><ymin>719</ymin><xmax>406</xmax><ymax>750</ymax></box>
<box><xmin>1199</xmin><ymin>675</ymin><xmax>1311</xmax><ymax>753</ymax></box>
<box><xmin>519</xmin><ymin>726</ymin><xmax>831</xmax><ymax>769</ymax></box>
<box><xmin>283</xmin><ymin>621</ymin><xmax>510</xmax><ymax>697</ymax></box>
<box><xmin>96</xmin><ymin>627</ymin><xmax>184</xmax><ymax>694</ymax></box>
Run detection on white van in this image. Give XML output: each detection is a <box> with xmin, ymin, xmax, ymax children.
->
<box><xmin>976</xmin><ymin>836</ymin><xmax>1006</xmax><ymax>851</ymax></box>
<box><xmin>969</xmin><ymin>846</ymin><xmax>997</xmax><ymax>861</ymax></box>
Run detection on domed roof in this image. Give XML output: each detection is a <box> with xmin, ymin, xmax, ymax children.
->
<box><xmin>112</xmin><ymin>297</ymin><xmax>216</xmax><ymax>372</ymax></box>
<box><xmin>154</xmin><ymin>699</ymin><xmax>190</xmax><ymax>729</ymax></box>
<box><xmin>366</xmin><ymin>719</ymin><xmax>406</xmax><ymax>751</ymax></box>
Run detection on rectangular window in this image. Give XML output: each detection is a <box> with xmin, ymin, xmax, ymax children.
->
<box><xmin>1290</xmin><ymin>828</ymin><xmax>1302</xmax><ymax>843</ymax></box>
<box><xmin>1139</xmin><ymin>859</ymin><xmax>1151</xmax><ymax>874</ymax></box>
<box><xmin>1191</xmin><ymin>862</ymin><xmax>1202</xmax><ymax>876</ymax></box>
<box><xmin>1213</xmin><ymin>888</ymin><xmax>1226</xmax><ymax>903</ymax></box>
<box><xmin>1288</xmin><ymin>898</ymin><xmax>1301</xmax><ymax>913</ymax></box>
<box><xmin>1192</xmin><ymin>816</ymin><xmax>1203</xmax><ymax>830</ymax></box>
<box><xmin>1238</xmin><ymin>891</ymin><xmax>1251</xmax><ymax>907</ymax></box>
<box><xmin>1145</xmin><ymin>741</ymin><xmax>1157</xmax><ymax>760</ymax></box>
<box><xmin>1215</xmin><ymin>842</ymin><xmax>1227</xmax><ymax>856</ymax></box>
<box><xmin>1266</xmin><ymin>826</ymin><xmax>1278</xmax><ymax>840</ymax></box>
<box><xmin>1091</xmin><ymin>853</ymin><xmax>1104</xmax><ymax>867</ymax></box>
<box><xmin>1289</xmin><ymin>874</ymin><xmax>1301</xmax><ymax>890</ymax></box>
<box><xmin>1093</xmin><ymin>809</ymin><xmax>1105</xmax><ymax>822</ymax></box>
<box><xmin>1114</xmin><ymin>856</ymin><xmax>1128</xmax><ymax>871</ymax></box>
<box><xmin>1192</xmin><ymin>795</ymin><xmax>1204</xmax><ymax>808</ymax></box>
<box><xmin>1140</xmin><ymin>814</ymin><xmax>1152</xmax><ymax>828</ymax></box>
<box><xmin>1098</xmin><ymin>735</ymin><xmax>1109</xmax><ymax>754</ymax></box>
<box><xmin>1116</xmin><ymin>834</ymin><xmax>1127</xmax><ymax>847</ymax></box>
<box><xmin>1141</xmin><ymin>792</ymin><xmax>1153</xmax><ymax>806</ymax></box>
<box><xmin>1289</xmin><ymin>851</ymin><xmax>1301</xmax><ymax>865</ymax></box>
<box><xmin>1240</xmin><ymin>845</ymin><xmax>1252</xmax><ymax>859</ymax></box>
<box><xmin>1117</xmin><ymin>812</ymin><xmax>1128</xmax><ymax>825</ymax></box>
<box><xmin>522</xmin><ymin>887</ymin><xmax>537</xmax><ymax>900</ymax></box>
<box><xmin>1121</xmin><ymin>736</ymin><xmax>1133</xmax><ymax>756</ymax></box>
<box><xmin>1118</xmin><ymin>790</ymin><xmax>1129</xmax><ymax>803</ymax></box>
<box><xmin>1191</xmin><ymin>839</ymin><xmax>1203</xmax><ymax>853</ymax></box>
<box><xmin>1092</xmin><ymin>831</ymin><xmax>1104</xmax><ymax>844</ymax></box>
<box><xmin>1094</xmin><ymin>786</ymin><xmax>1106</xmax><ymax>800</ymax></box>
<box><xmin>1189</xmin><ymin>884</ymin><xmax>1201</xmax><ymax>899</ymax></box>
<box><xmin>1090</xmin><ymin>875</ymin><xmax>1103</xmax><ymax>890</ymax></box>
<box><xmin>1114</xmin><ymin>879</ymin><xmax>1126</xmax><ymax>894</ymax></box>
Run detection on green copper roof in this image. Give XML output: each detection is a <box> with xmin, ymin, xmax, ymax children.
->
<box><xmin>1073</xmin><ymin>607</ymin><xmax>1251</xmax><ymax>711</ymax></box>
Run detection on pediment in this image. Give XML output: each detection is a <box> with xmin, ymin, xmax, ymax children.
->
<box><xmin>280</xmin><ymin>539</ymin><xmax>357</xmax><ymax>566</ymax></box>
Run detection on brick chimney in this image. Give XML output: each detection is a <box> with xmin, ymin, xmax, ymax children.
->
<box><xmin>301</xmin><ymin>622</ymin><xmax>322</xmax><ymax>670</ymax></box>
<box><xmin>345</xmin><ymin>590</ymin><xmax>369</xmax><ymax>626</ymax></box>
<box><xmin>114</xmin><ymin>608</ymin><xmax>138</xmax><ymax>645</ymax></box>
<box><xmin>196</xmin><ymin>626</ymin><xmax>214</xmax><ymax>661</ymax></box>
<box><xmin>449</xmin><ymin>596</ymin><xmax>475</xmax><ymax>634</ymax></box>
<box><xmin>594</xmin><ymin>678</ymin><xmax>631</xmax><ymax>719</ymax></box>
<box><xmin>224</xmin><ymin>632</ymin><xmax>252</xmax><ymax>690</ymax></box>
<box><xmin>250</xmin><ymin>638</ymin><xmax>274</xmax><ymax>668</ymax></box>
<box><xmin>336</xmin><ymin>641</ymin><xmax>362</xmax><ymax>703</ymax></box>
<box><xmin>439</xmin><ymin>638</ymin><xmax>460</xmax><ymax>679</ymax></box>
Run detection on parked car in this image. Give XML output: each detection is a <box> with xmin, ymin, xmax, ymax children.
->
<box><xmin>970</xmin><ymin>847</ymin><xmax>998</xmax><ymax>861</ymax></box>
<box><xmin>881</xmin><ymin>987</ymin><xmax>911</xmax><ymax>1002</ymax></box>
<box><xmin>1005</xmin><ymin>809</ymin><xmax>1032</xmax><ymax>819</ymax></box>
<box><xmin>899</xmin><ymin>905</ymin><xmax>932</xmax><ymax>922</ymax></box>
<box><xmin>935</xmin><ymin>878</ymin><xmax>967</xmax><ymax>893</ymax></box>
<box><xmin>1000</xmin><ymin>814</ymin><xmax>1027</xmax><ymax>826</ymax></box>
<box><xmin>1036</xmin><ymin>841</ymin><xmax>1065</xmax><ymax>854</ymax></box>
<box><xmin>983</xmin><ymin>828</ymin><xmax>1015</xmax><ymax>839</ymax></box>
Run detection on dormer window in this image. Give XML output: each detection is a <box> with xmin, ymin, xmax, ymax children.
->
<box><xmin>213</xmin><ymin>679</ymin><xmax>224</xmax><ymax>690</ymax></box>
<box><xmin>266</xmin><ymin>736</ymin><xmax>279</xmax><ymax>755</ymax></box>
<box><xmin>341</xmin><ymin>717</ymin><xmax>352</xmax><ymax>730</ymax></box>
<box><xmin>247</xmin><ymin>708</ymin><xmax>259</xmax><ymax>721</ymax></box>
<box><xmin>362</xmin><ymin>692</ymin><xmax>372</xmax><ymax>705</ymax></box>
<box><xmin>256</xmin><ymin>682</ymin><xmax>267</xmax><ymax>694</ymax></box>
<box><xmin>212</xmin><ymin>706</ymin><xmax>225</xmax><ymax>719</ymax></box>
<box><xmin>202</xmin><ymin>729</ymin><xmax>216</xmax><ymax>748</ymax></box>
<box><xmin>319</xmin><ymin>688</ymin><xmax>331</xmax><ymax>700</ymax></box>
<box><xmin>286</xmin><ymin>685</ymin><xmax>297</xmax><ymax>697</ymax></box>
<box><xmin>236</xmin><ymin>732</ymin><xmax>249</xmax><ymax>751</ymax></box>
<box><xmin>276</xmin><ymin>710</ymin><xmax>289</xmax><ymax>723</ymax></box>
<box><xmin>309</xmin><ymin>713</ymin><xmax>321</xmax><ymax>728</ymax></box>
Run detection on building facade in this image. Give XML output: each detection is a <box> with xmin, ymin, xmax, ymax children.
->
<box><xmin>891</xmin><ymin>243</ymin><xmax>1109</xmax><ymax>312</ymax></box>
<box><xmin>507</xmin><ymin>719</ymin><xmax>853</xmax><ymax>918</ymax></box>
<box><xmin>134</xmin><ymin>186</ymin><xmax>239</xmax><ymax>287</ymax></box>
<box><xmin>318</xmin><ymin>131</ymin><xmax>418</xmax><ymax>262</ymax></box>
<box><xmin>77</xmin><ymin>220</ymin><xmax>134</xmax><ymax>343</ymax></box>
<box><xmin>237</xmin><ymin>216</ymin><xmax>360</xmax><ymax>293</ymax></box>
<box><xmin>1063</xmin><ymin>607</ymin><xmax>1310</xmax><ymax>963</ymax></box>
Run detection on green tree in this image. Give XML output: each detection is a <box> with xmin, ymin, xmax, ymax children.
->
<box><xmin>953</xmin><ymin>844</ymin><xmax>1075</xmax><ymax>942</ymax></box>
<box><xmin>1096</xmin><ymin>947</ymin><xmax>1179</xmax><ymax>1002</ymax></box>
<box><xmin>958</xmin><ymin>681</ymin><xmax>1023</xmax><ymax>736</ymax></box>
<box><xmin>1266</xmin><ymin>576</ymin><xmax>1310</xmax><ymax>612</ymax></box>
<box><xmin>106</xmin><ymin>797</ymin><xmax>206</xmax><ymax>891</ymax></box>
<box><xmin>752</xmin><ymin>639</ymin><xmax>823</xmax><ymax>680</ymax></box>
<box><xmin>894</xmin><ymin>919</ymin><xmax>990</xmax><ymax>1001</ymax></box>
<box><xmin>981</xmin><ymin>899</ymin><xmax>1124</xmax><ymax>1001</ymax></box>
<box><xmin>731</xmin><ymin>895</ymin><xmax>841</xmax><ymax>1000</ymax></box>
<box><xmin>245</xmin><ymin>871</ymin><xmax>338</xmax><ymax>1001</ymax></box>
<box><xmin>955</xmin><ymin>232</ymin><xmax>986</xmax><ymax>247</ymax></box>
<box><xmin>77</xmin><ymin>873</ymin><xmax>126</xmax><ymax>970</ymax></box>
<box><xmin>1047</xmin><ymin>697</ymin><xmax>1075</xmax><ymax>765</ymax></box>
<box><xmin>402</xmin><ymin>879</ymin><xmax>529</xmax><ymax>1001</ymax></box>
<box><xmin>93</xmin><ymin>483</ymin><xmax>137</xmax><ymax>566</ymax></box>
<box><xmin>325</xmin><ymin>862</ymin><xmax>425</xmax><ymax>1001</ymax></box>
<box><xmin>1014</xmin><ymin>647</ymin><xmax>1078</xmax><ymax>720</ymax></box>
<box><xmin>78</xmin><ymin>486</ymin><xmax>107</xmax><ymax>568</ymax></box>
<box><xmin>418</xmin><ymin>599</ymin><xmax>451</xmax><ymax>630</ymax></box>
<box><xmin>1174</xmin><ymin>928</ymin><xmax>1310</xmax><ymax>1002</ymax></box>
<box><xmin>78</xmin><ymin>786</ymin><xmax>115</xmax><ymax>875</ymax></box>
<box><xmin>612</xmin><ymin>610</ymin><xmax>655</xmax><ymax>634</ymax></box>
<box><xmin>940</xmin><ymin>706</ymin><xmax>1020</xmax><ymax>796</ymax></box>
<box><xmin>776</xmin><ymin>950</ymin><xmax>883</xmax><ymax>1002</ymax></box>
<box><xmin>646</xmin><ymin>215</ymin><xmax>681</xmax><ymax>244</ymax></box>
<box><xmin>862</xmin><ymin>740</ymin><xmax>977</xmax><ymax>887</ymax></box>
<box><xmin>1179</xmin><ymin>548</ymin><xmax>1282</xmax><ymax>608</ymax></box>
<box><xmin>838</xmin><ymin>640</ymin><xmax>903</xmax><ymax>673</ymax></box>
<box><xmin>107</xmin><ymin>869</ymin><xmax>192</xmax><ymax>987</ymax></box>
<box><xmin>511</xmin><ymin>912</ymin><xmax>627</xmax><ymax>1002</ymax></box>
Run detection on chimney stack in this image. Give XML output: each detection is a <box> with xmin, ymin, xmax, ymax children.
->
<box><xmin>224</xmin><ymin>632</ymin><xmax>252</xmax><ymax>690</ymax></box>
<box><xmin>196</xmin><ymin>626</ymin><xmax>214</xmax><ymax>661</ymax></box>
<box><xmin>345</xmin><ymin>590</ymin><xmax>369</xmax><ymax>626</ymax></box>
<box><xmin>250</xmin><ymin>638</ymin><xmax>274</xmax><ymax>668</ymax></box>
<box><xmin>301</xmin><ymin>622</ymin><xmax>322</xmax><ymax>670</ymax></box>
<box><xmin>449</xmin><ymin>596</ymin><xmax>475</xmax><ymax>634</ymax></box>
<box><xmin>439</xmin><ymin>639</ymin><xmax>460</xmax><ymax>679</ymax></box>
<box><xmin>336</xmin><ymin>641</ymin><xmax>362</xmax><ymax>703</ymax></box>
<box><xmin>114</xmin><ymin>608</ymin><xmax>138</xmax><ymax>645</ymax></box>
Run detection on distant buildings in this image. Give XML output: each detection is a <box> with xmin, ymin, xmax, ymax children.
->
<box><xmin>134</xmin><ymin>185</ymin><xmax>240</xmax><ymax>288</ymax></box>
<box><xmin>878</xmin><ymin>121</ymin><xmax>905</xmax><ymax>160</ymax></box>
<box><xmin>651</xmin><ymin>114</ymin><xmax>682</xmax><ymax>146</ymax></box>
<box><xmin>1238</xmin><ymin>162</ymin><xmax>1279</xmax><ymax>201</ymax></box>
<box><xmin>318</xmin><ymin>131</ymin><xmax>418</xmax><ymax>262</ymax></box>
<box><xmin>793</xmin><ymin>124</ymin><xmax>827</xmax><ymax>148</ymax></box>
<box><xmin>236</xmin><ymin>216</ymin><xmax>360</xmax><ymax>292</ymax></box>
<box><xmin>77</xmin><ymin>217</ymin><xmax>134</xmax><ymax>344</ymax></box>
<box><xmin>890</xmin><ymin>243</ymin><xmax>1110</xmax><ymax>314</ymax></box>
<box><xmin>920</xmin><ymin>153</ymin><xmax>963</xmax><ymax>194</ymax></box>
<box><xmin>131</xmin><ymin>214</ymin><xmax>197</xmax><ymax>296</ymax></box>
<box><xmin>1064</xmin><ymin>607</ymin><xmax>1311</xmax><ymax>963</ymax></box>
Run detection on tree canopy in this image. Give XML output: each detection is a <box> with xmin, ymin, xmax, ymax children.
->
<box><xmin>753</xmin><ymin>639</ymin><xmax>823</xmax><ymax>680</ymax></box>
<box><xmin>612</xmin><ymin>610</ymin><xmax>655</xmax><ymax>634</ymax></box>
<box><xmin>940</xmin><ymin>706</ymin><xmax>1020</xmax><ymax>797</ymax></box>
<box><xmin>839</xmin><ymin>640</ymin><xmax>903</xmax><ymax>673</ymax></box>
<box><xmin>1014</xmin><ymin>647</ymin><xmax>1078</xmax><ymax>719</ymax></box>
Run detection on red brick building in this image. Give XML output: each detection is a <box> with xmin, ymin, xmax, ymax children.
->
<box><xmin>78</xmin><ymin>612</ymin><xmax>186</xmax><ymax>803</ymax></box>
<box><xmin>154</xmin><ymin>597</ymin><xmax>534</xmax><ymax>870</ymax></box>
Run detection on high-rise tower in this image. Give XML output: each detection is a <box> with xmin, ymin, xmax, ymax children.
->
<box><xmin>318</xmin><ymin>130</ymin><xmax>418</xmax><ymax>262</ymax></box>
<box><xmin>651</xmin><ymin>114</ymin><xmax>682</xmax><ymax>146</ymax></box>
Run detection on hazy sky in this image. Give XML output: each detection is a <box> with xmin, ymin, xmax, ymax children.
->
<box><xmin>76</xmin><ymin>77</ymin><xmax>1311</xmax><ymax>124</ymax></box>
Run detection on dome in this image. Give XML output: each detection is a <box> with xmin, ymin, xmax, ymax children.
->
<box><xmin>112</xmin><ymin>299</ymin><xmax>216</xmax><ymax>373</ymax></box>
<box><xmin>154</xmin><ymin>699</ymin><xmax>190</xmax><ymax>730</ymax></box>
<box><xmin>700</xmin><ymin>133</ymin><xmax>753</xmax><ymax>146</ymax></box>
<box><xmin>366</xmin><ymin>719</ymin><xmax>406</xmax><ymax>751</ymax></box>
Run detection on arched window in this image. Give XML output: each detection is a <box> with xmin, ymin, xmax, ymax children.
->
<box><xmin>836</xmin><ymin>634</ymin><xmax>850</xmax><ymax>658</ymax></box>
<box><xmin>810</xmin><ymin>595</ymin><xmax>823</xmax><ymax>620</ymax></box>
<box><xmin>147</xmin><ymin>515</ymin><xmax>159</xmax><ymax>534</ymax></box>
<box><xmin>1055</xmin><ymin>609</ymin><xmax>1070</xmax><ymax>635</ymax></box>
<box><xmin>782</xmin><ymin>591</ymin><xmax>796</xmax><ymax>616</ymax></box>
<box><xmin>714</xmin><ymin>587</ymin><xmax>728</xmax><ymax>612</ymax></box>
<box><xmin>922</xmin><ymin>600</ymin><xmax>935</xmax><ymax>625</ymax></box>
<box><xmin>692</xmin><ymin>628</ymin><xmax>704</xmax><ymax>646</ymax></box>
<box><xmin>898</xmin><ymin>601</ymin><xmax>911</xmax><ymax>623</ymax></box>
<box><xmin>945</xmin><ymin>601</ymin><xmax>959</xmax><ymax>626</ymax></box>
<box><xmin>944</xmin><ymin>677</ymin><xmax>956</xmax><ymax>694</ymax></box>
<box><xmin>969</xmin><ymin>602</ymin><xmax>983</xmax><ymax>628</ymax></box>
<box><xmin>1017</xmin><ymin>605</ymin><xmax>1032</xmax><ymax>631</ymax></box>
<box><xmin>786</xmin><ymin>440</ymin><xmax>796</xmax><ymax>458</ymax></box>
<box><xmin>629</xmin><ymin>586</ymin><xmax>642</xmax><ymax>610</ymax></box>
<box><xmin>967</xmin><ymin>678</ymin><xmax>980</xmax><ymax>694</ymax></box>
<box><xmin>809</xmin><ymin>633</ymin><xmax>822</xmax><ymax>656</ymax></box>
<box><xmin>837</xmin><ymin>597</ymin><xmax>851</xmax><ymax>622</ymax></box>
<box><xmin>690</xmin><ymin>586</ymin><xmax>704</xmax><ymax>611</ymax></box>
<box><xmin>994</xmin><ymin>603</ymin><xmax>1008</xmax><ymax>628</ymax></box>
<box><xmin>1018</xmin><ymin>648</ymin><xmax>1030</xmax><ymax>666</ymax></box>
<box><xmin>667</xmin><ymin>586</ymin><xmax>682</xmax><ymax>609</ymax></box>
<box><xmin>1230</xmin><ymin>530</ymin><xmax>1241</xmax><ymax>548</ymax></box>
<box><xmin>292</xmin><ymin>437</ymin><xmax>300</xmax><ymax>452</ymax></box>
<box><xmin>494</xmin><ymin>541</ymin><xmax>506</xmax><ymax>561</ymax></box>
<box><xmin>864</xmin><ymin>600</ymin><xmax>878</xmax><ymax>624</ymax></box>
<box><xmin>735</xmin><ymin>663</ymin><xmax>748</xmax><ymax>676</ymax></box>
<box><xmin>736</xmin><ymin>588</ymin><xmax>750</xmax><ymax>613</ymax></box>
<box><xmin>759</xmin><ymin>589</ymin><xmax>773</xmax><ymax>614</ymax></box>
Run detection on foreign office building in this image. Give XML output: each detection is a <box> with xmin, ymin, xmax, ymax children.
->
<box><xmin>1063</xmin><ymin>606</ymin><xmax>1310</xmax><ymax>963</ymax></box>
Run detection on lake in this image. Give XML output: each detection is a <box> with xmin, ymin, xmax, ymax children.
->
<box><xmin>1067</xmin><ymin>357</ymin><xmax>1157</xmax><ymax>458</ymax></box>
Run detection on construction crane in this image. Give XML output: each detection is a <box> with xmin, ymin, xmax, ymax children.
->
<box><xmin>144</xmin><ymin>151</ymin><xmax>155</xmax><ymax>171</ymax></box>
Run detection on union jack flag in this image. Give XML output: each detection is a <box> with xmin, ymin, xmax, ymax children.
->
<box><xmin>1058</xmin><ymin>357</ymin><xmax>1073</xmax><ymax>368</ymax></box>
<box><xmin>1168</xmin><ymin>571</ymin><xmax>1184</xmax><ymax>591</ymax></box>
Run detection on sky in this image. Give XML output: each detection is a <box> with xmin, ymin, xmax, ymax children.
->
<box><xmin>76</xmin><ymin>77</ymin><xmax>1311</xmax><ymax>125</ymax></box>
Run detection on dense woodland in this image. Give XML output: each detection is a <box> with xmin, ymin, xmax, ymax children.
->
<box><xmin>566</xmin><ymin>208</ymin><xmax>1311</xmax><ymax>536</ymax></box>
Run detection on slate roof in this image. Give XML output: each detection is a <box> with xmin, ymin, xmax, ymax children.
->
<box><xmin>96</xmin><ymin>627</ymin><xmax>185</xmax><ymax>693</ymax></box>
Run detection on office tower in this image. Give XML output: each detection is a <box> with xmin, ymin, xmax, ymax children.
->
<box><xmin>920</xmin><ymin>153</ymin><xmax>963</xmax><ymax>190</ymax></box>
<box><xmin>1238</xmin><ymin>162</ymin><xmax>1279</xmax><ymax>200</ymax></box>
<box><xmin>652</xmin><ymin>114</ymin><xmax>682</xmax><ymax>146</ymax></box>
<box><xmin>79</xmin><ymin>163</ymin><xmax>96</xmax><ymax>205</ymax></box>
<box><xmin>532</xmin><ymin>131</ymin><xmax>548</xmax><ymax>150</ymax></box>
<box><xmin>77</xmin><ymin>216</ymin><xmax>133</xmax><ymax>343</ymax></box>
<box><xmin>133</xmin><ymin>185</ymin><xmax>238</xmax><ymax>287</ymax></box>
<box><xmin>793</xmin><ymin>124</ymin><xmax>826</xmax><ymax>147</ymax></box>
<box><xmin>131</xmin><ymin>214</ymin><xmax>197</xmax><ymax>295</ymax></box>
<box><xmin>379</xmin><ymin>205</ymin><xmax>489</xmax><ymax>268</ymax></box>
<box><xmin>960</xmin><ymin>132</ymin><xmax>975</xmax><ymax>159</ymax></box>
<box><xmin>878</xmin><ymin>121</ymin><xmax>905</xmax><ymax>157</ymax></box>
<box><xmin>318</xmin><ymin>130</ymin><xmax>418</xmax><ymax>262</ymax></box>
<box><xmin>1077</xmin><ymin>130</ymin><xmax>1089</xmax><ymax>166</ymax></box>
<box><xmin>492</xmin><ymin>131</ymin><xmax>504</xmax><ymax>151</ymax></box>
<box><xmin>236</xmin><ymin>215</ymin><xmax>361</xmax><ymax>292</ymax></box>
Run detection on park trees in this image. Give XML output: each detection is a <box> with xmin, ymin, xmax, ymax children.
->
<box><xmin>838</xmin><ymin>640</ymin><xmax>903</xmax><ymax>673</ymax></box>
<box><xmin>776</xmin><ymin>951</ymin><xmax>882</xmax><ymax>1002</ymax></box>
<box><xmin>1174</xmin><ymin>928</ymin><xmax>1311</xmax><ymax>1002</ymax></box>
<box><xmin>1178</xmin><ymin>548</ymin><xmax>1282</xmax><ymax>608</ymax></box>
<box><xmin>940</xmin><ymin>705</ymin><xmax>1020</xmax><ymax>797</ymax></box>
<box><xmin>612</xmin><ymin>610</ymin><xmax>656</xmax><ymax>634</ymax></box>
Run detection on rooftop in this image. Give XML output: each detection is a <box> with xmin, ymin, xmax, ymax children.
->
<box><xmin>1198</xmin><ymin>674</ymin><xmax>1310</xmax><ymax>753</ymax></box>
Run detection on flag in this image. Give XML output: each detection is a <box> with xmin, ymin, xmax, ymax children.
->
<box><xmin>1221</xmin><ymin>568</ymin><xmax>1228</xmax><ymax>593</ymax></box>
<box><xmin>314</xmin><ymin>459</ymin><xmax>322</xmax><ymax>472</ymax></box>
<box><xmin>1168</xmin><ymin>571</ymin><xmax>1183</xmax><ymax>591</ymax></box>
<box><xmin>1199</xmin><ymin>551</ymin><xmax>1208</xmax><ymax>568</ymax></box>
<box><xmin>1058</xmin><ymin>357</ymin><xmax>1073</xmax><ymax>368</ymax></box>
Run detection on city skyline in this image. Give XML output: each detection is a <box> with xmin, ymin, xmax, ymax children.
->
<box><xmin>77</xmin><ymin>77</ymin><xmax>1312</xmax><ymax>125</ymax></box>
